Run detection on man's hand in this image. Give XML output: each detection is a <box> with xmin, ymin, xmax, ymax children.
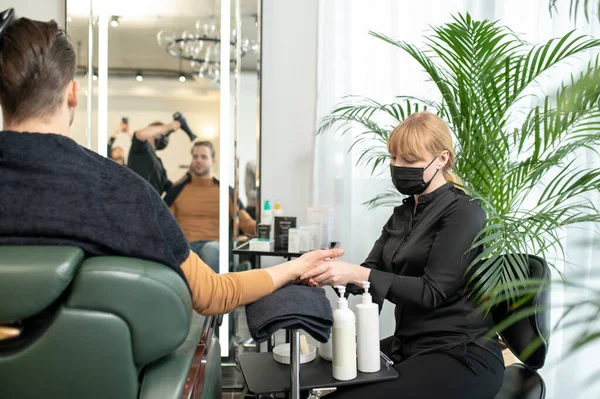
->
<box><xmin>264</xmin><ymin>248</ymin><xmax>345</xmax><ymax>290</ymax></box>
<box><xmin>292</xmin><ymin>248</ymin><xmax>345</xmax><ymax>279</ymax></box>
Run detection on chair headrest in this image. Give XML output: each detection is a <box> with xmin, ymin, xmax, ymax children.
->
<box><xmin>0</xmin><ymin>247</ymin><xmax>84</xmax><ymax>322</ymax></box>
<box><xmin>492</xmin><ymin>255</ymin><xmax>550</xmax><ymax>369</ymax></box>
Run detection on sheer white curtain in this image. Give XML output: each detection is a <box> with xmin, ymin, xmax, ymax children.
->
<box><xmin>314</xmin><ymin>0</ymin><xmax>600</xmax><ymax>397</ymax></box>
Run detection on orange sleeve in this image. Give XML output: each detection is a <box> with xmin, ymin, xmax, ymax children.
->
<box><xmin>180</xmin><ymin>251</ymin><xmax>274</xmax><ymax>315</ymax></box>
<box><xmin>169</xmin><ymin>202</ymin><xmax>177</xmax><ymax>218</ymax></box>
<box><xmin>229</xmin><ymin>197</ymin><xmax>257</xmax><ymax>235</ymax></box>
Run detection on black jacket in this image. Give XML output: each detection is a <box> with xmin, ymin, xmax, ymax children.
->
<box><xmin>364</xmin><ymin>183</ymin><xmax>502</xmax><ymax>363</ymax></box>
<box><xmin>127</xmin><ymin>134</ymin><xmax>171</xmax><ymax>195</ymax></box>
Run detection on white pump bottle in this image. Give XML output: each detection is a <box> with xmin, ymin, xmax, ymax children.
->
<box><xmin>332</xmin><ymin>285</ymin><xmax>357</xmax><ymax>381</ymax></box>
<box><xmin>356</xmin><ymin>281</ymin><xmax>380</xmax><ymax>372</ymax></box>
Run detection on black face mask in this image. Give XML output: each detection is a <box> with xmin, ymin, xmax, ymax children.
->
<box><xmin>155</xmin><ymin>135</ymin><xmax>169</xmax><ymax>151</ymax></box>
<box><xmin>154</xmin><ymin>129</ymin><xmax>175</xmax><ymax>151</ymax></box>
<box><xmin>390</xmin><ymin>157</ymin><xmax>439</xmax><ymax>195</ymax></box>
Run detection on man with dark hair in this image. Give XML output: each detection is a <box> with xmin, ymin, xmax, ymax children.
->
<box><xmin>0</xmin><ymin>15</ymin><xmax>76</xmax><ymax>126</ymax></box>
<box><xmin>165</xmin><ymin>141</ymin><xmax>256</xmax><ymax>272</ymax></box>
<box><xmin>0</xmin><ymin>11</ymin><xmax>342</xmax><ymax>319</ymax></box>
<box><xmin>193</xmin><ymin>140</ymin><xmax>216</xmax><ymax>158</ymax></box>
<box><xmin>127</xmin><ymin>120</ymin><xmax>181</xmax><ymax>195</ymax></box>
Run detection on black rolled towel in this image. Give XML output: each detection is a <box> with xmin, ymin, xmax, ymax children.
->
<box><xmin>245</xmin><ymin>284</ymin><xmax>333</xmax><ymax>343</ymax></box>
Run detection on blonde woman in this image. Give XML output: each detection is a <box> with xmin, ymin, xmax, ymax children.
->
<box><xmin>302</xmin><ymin>112</ymin><xmax>504</xmax><ymax>398</ymax></box>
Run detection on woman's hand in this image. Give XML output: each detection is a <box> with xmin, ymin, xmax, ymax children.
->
<box><xmin>292</xmin><ymin>248</ymin><xmax>345</xmax><ymax>279</ymax></box>
<box><xmin>300</xmin><ymin>260</ymin><xmax>370</xmax><ymax>287</ymax></box>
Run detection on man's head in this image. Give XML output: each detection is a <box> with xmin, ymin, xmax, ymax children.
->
<box><xmin>111</xmin><ymin>146</ymin><xmax>125</xmax><ymax>165</ymax></box>
<box><xmin>0</xmin><ymin>15</ymin><xmax>78</xmax><ymax>133</ymax></box>
<box><xmin>190</xmin><ymin>141</ymin><xmax>216</xmax><ymax>177</ymax></box>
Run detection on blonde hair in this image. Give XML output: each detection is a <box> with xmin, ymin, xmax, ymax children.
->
<box><xmin>387</xmin><ymin>111</ymin><xmax>461</xmax><ymax>184</ymax></box>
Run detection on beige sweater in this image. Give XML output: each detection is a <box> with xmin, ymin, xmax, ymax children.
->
<box><xmin>169</xmin><ymin>177</ymin><xmax>256</xmax><ymax>242</ymax></box>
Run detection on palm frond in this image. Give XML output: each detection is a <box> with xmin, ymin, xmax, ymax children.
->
<box><xmin>363</xmin><ymin>189</ymin><xmax>403</xmax><ymax>210</ymax></box>
<box><xmin>369</xmin><ymin>31</ymin><xmax>462</xmax><ymax>128</ymax></box>
<box><xmin>549</xmin><ymin>0</ymin><xmax>600</xmax><ymax>23</ymax></box>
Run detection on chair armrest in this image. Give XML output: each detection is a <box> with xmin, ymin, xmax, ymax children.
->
<box><xmin>0</xmin><ymin>246</ymin><xmax>84</xmax><ymax>322</ymax></box>
<box><xmin>139</xmin><ymin>312</ymin><xmax>205</xmax><ymax>399</ymax></box>
<box><xmin>182</xmin><ymin>316</ymin><xmax>221</xmax><ymax>399</ymax></box>
<box><xmin>196</xmin><ymin>337</ymin><xmax>222</xmax><ymax>399</ymax></box>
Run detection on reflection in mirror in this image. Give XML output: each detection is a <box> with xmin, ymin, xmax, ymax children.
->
<box><xmin>233</xmin><ymin>2</ymin><xmax>261</xmax><ymax>245</ymax></box>
<box><xmin>66</xmin><ymin>0</ymin><xmax>261</xmax><ymax>365</ymax></box>
<box><xmin>68</xmin><ymin>2</ymin><xmax>224</xmax><ymax>185</ymax></box>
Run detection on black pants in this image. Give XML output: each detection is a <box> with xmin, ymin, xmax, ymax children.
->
<box><xmin>327</xmin><ymin>337</ymin><xmax>504</xmax><ymax>399</ymax></box>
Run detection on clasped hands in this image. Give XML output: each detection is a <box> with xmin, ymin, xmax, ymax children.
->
<box><xmin>294</xmin><ymin>248</ymin><xmax>370</xmax><ymax>288</ymax></box>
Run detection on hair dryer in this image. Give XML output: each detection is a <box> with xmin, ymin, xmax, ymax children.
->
<box><xmin>173</xmin><ymin>112</ymin><xmax>197</xmax><ymax>141</ymax></box>
<box><xmin>0</xmin><ymin>9</ymin><xmax>16</xmax><ymax>41</ymax></box>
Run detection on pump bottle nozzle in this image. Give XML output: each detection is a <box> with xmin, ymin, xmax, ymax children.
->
<box><xmin>361</xmin><ymin>281</ymin><xmax>370</xmax><ymax>293</ymax></box>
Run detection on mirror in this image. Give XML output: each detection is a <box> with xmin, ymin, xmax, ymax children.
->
<box><xmin>66</xmin><ymin>0</ymin><xmax>261</xmax><ymax>366</ymax></box>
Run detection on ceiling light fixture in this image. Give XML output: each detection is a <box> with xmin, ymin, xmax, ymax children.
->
<box><xmin>156</xmin><ymin>0</ymin><xmax>258</xmax><ymax>84</ymax></box>
<box><xmin>109</xmin><ymin>16</ymin><xmax>120</xmax><ymax>28</ymax></box>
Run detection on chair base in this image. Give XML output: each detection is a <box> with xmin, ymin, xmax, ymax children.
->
<box><xmin>494</xmin><ymin>363</ymin><xmax>545</xmax><ymax>399</ymax></box>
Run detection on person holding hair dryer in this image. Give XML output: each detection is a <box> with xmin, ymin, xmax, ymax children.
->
<box><xmin>127</xmin><ymin>112</ymin><xmax>196</xmax><ymax>195</ymax></box>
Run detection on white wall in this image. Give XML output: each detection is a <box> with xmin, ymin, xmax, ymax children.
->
<box><xmin>0</xmin><ymin>0</ymin><xmax>63</xmax><ymax>25</ymax></box>
<box><xmin>237</xmin><ymin>71</ymin><xmax>259</xmax><ymax>207</ymax></box>
<box><xmin>260</xmin><ymin>0</ymin><xmax>319</xmax><ymax>224</ymax></box>
<box><xmin>0</xmin><ymin>0</ymin><xmax>65</xmax><ymax>126</ymax></box>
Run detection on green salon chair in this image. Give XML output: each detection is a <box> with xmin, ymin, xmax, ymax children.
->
<box><xmin>0</xmin><ymin>246</ymin><xmax>222</xmax><ymax>399</ymax></box>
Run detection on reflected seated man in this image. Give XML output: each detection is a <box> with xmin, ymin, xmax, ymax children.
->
<box><xmin>165</xmin><ymin>141</ymin><xmax>256</xmax><ymax>273</ymax></box>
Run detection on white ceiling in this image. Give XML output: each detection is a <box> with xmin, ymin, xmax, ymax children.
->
<box><xmin>67</xmin><ymin>0</ymin><xmax>258</xmax><ymax>19</ymax></box>
<box><xmin>66</xmin><ymin>0</ymin><xmax>260</xmax><ymax>88</ymax></box>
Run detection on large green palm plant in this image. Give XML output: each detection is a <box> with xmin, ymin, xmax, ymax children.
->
<box><xmin>318</xmin><ymin>14</ymin><xmax>600</xmax><ymax>306</ymax></box>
